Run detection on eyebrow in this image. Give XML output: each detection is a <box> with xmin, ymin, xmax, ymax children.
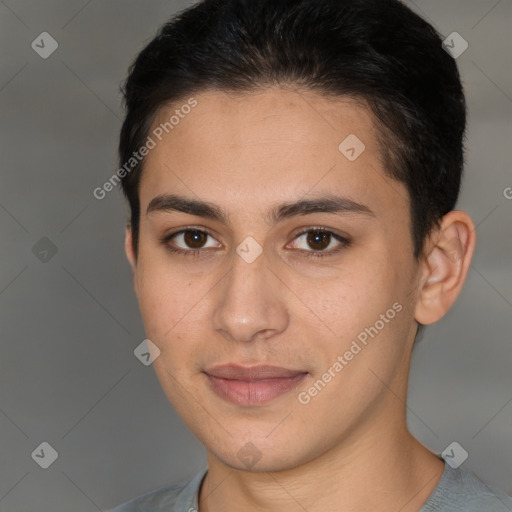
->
<box><xmin>146</xmin><ymin>193</ymin><xmax>375</xmax><ymax>225</ymax></box>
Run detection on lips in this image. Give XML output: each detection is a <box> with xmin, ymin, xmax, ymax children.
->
<box><xmin>205</xmin><ymin>364</ymin><xmax>306</xmax><ymax>380</ymax></box>
<box><xmin>203</xmin><ymin>364</ymin><xmax>308</xmax><ymax>406</ymax></box>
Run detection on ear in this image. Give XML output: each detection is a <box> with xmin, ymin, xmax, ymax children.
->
<box><xmin>124</xmin><ymin>222</ymin><xmax>137</xmax><ymax>273</ymax></box>
<box><xmin>414</xmin><ymin>210</ymin><xmax>477</xmax><ymax>325</ymax></box>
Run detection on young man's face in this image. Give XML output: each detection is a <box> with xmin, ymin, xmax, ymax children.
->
<box><xmin>125</xmin><ymin>87</ymin><xmax>425</xmax><ymax>472</ymax></box>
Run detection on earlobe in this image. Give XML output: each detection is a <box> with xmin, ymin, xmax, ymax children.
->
<box><xmin>124</xmin><ymin>223</ymin><xmax>136</xmax><ymax>273</ymax></box>
<box><xmin>414</xmin><ymin>211</ymin><xmax>477</xmax><ymax>325</ymax></box>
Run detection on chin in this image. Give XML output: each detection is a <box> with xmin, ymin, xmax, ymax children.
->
<box><xmin>202</xmin><ymin>430</ymin><xmax>315</xmax><ymax>474</ymax></box>
<box><xmin>215</xmin><ymin>447</ymin><xmax>303</xmax><ymax>473</ymax></box>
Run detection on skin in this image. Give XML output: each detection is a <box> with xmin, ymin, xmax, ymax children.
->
<box><xmin>124</xmin><ymin>86</ymin><xmax>476</xmax><ymax>512</ymax></box>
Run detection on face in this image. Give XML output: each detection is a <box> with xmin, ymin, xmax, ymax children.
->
<box><xmin>126</xmin><ymin>87</ymin><xmax>424</xmax><ymax>472</ymax></box>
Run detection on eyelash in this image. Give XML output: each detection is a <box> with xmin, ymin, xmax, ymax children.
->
<box><xmin>160</xmin><ymin>226</ymin><xmax>351</xmax><ymax>260</ymax></box>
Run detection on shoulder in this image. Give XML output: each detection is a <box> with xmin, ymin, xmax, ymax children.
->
<box><xmin>105</xmin><ymin>467</ymin><xmax>207</xmax><ymax>512</ymax></box>
<box><xmin>421</xmin><ymin>462</ymin><xmax>512</xmax><ymax>512</ymax></box>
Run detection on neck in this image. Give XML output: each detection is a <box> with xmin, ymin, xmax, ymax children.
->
<box><xmin>198</xmin><ymin>415</ymin><xmax>444</xmax><ymax>512</ymax></box>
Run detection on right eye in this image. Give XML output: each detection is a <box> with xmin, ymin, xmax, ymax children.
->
<box><xmin>161</xmin><ymin>228</ymin><xmax>222</xmax><ymax>256</ymax></box>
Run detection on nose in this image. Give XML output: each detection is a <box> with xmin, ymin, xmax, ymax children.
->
<box><xmin>211</xmin><ymin>248</ymin><xmax>289</xmax><ymax>343</ymax></box>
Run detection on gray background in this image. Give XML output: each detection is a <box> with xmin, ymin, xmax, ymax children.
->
<box><xmin>0</xmin><ymin>1</ymin><xmax>510</xmax><ymax>510</ymax></box>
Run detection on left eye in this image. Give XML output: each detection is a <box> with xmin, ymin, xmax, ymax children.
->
<box><xmin>289</xmin><ymin>229</ymin><xmax>348</xmax><ymax>252</ymax></box>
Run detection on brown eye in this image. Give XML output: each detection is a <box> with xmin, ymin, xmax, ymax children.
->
<box><xmin>289</xmin><ymin>228</ymin><xmax>351</xmax><ymax>259</ymax></box>
<box><xmin>163</xmin><ymin>228</ymin><xmax>221</xmax><ymax>254</ymax></box>
<box><xmin>306</xmin><ymin>230</ymin><xmax>332</xmax><ymax>251</ymax></box>
<box><xmin>183</xmin><ymin>230</ymin><xmax>209</xmax><ymax>249</ymax></box>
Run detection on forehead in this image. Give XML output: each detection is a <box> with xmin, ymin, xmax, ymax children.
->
<box><xmin>149</xmin><ymin>87</ymin><xmax>375</xmax><ymax>161</ymax></box>
<box><xmin>138</xmin><ymin>87</ymin><xmax>409</xmax><ymax>223</ymax></box>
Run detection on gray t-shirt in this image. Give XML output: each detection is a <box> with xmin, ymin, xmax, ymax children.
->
<box><xmin>106</xmin><ymin>461</ymin><xmax>512</xmax><ymax>511</ymax></box>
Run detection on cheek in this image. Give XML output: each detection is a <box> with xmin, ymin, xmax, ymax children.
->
<box><xmin>134</xmin><ymin>257</ymin><xmax>214</xmax><ymax>369</ymax></box>
<box><xmin>286</xmin><ymin>259</ymin><xmax>384</xmax><ymax>325</ymax></box>
<box><xmin>134</xmin><ymin>255</ymin><xmax>193</xmax><ymax>339</ymax></box>
<box><xmin>289</xmin><ymin>252</ymin><xmax>410</xmax><ymax>359</ymax></box>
